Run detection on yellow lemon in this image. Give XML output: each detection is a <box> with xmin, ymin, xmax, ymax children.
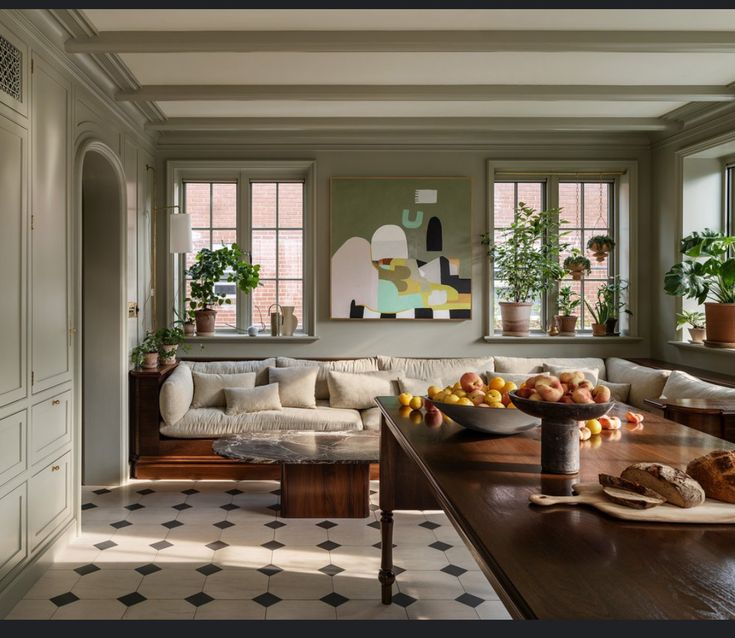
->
<box><xmin>399</xmin><ymin>406</ymin><xmax>413</xmax><ymax>419</ymax></box>
<box><xmin>485</xmin><ymin>389</ymin><xmax>502</xmax><ymax>403</ymax></box>
<box><xmin>409</xmin><ymin>396</ymin><xmax>424</xmax><ymax>410</ymax></box>
<box><xmin>488</xmin><ymin>376</ymin><xmax>506</xmax><ymax>392</ymax></box>
<box><xmin>444</xmin><ymin>394</ymin><xmax>460</xmax><ymax>404</ymax></box>
<box><xmin>398</xmin><ymin>392</ymin><xmax>413</xmax><ymax>407</ymax></box>
<box><xmin>427</xmin><ymin>385</ymin><xmax>442</xmax><ymax>399</ymax></box>
<box><xmin>452</xmin><ymin>382</ymin><xmax>463</xmax><ymax>392</ymax></box>
<box><xmin>585</xmin><ymin>419</ymin><xmax>602</xmax><ymax>436</ymax></box>
<box><xmin>457</xmin><ymin>397</ymin><xmax>474</xmax><ymax>406</ymax></box>
<box><xmin>454</xmin><ymin>389</ymin><xmax>467</xmax><ymax>398</ymax></box>
<box><xmin>489</xmin><ymin>401</ymin><xmax>505</xmax><ymax>409</ymax></box>
<box><xmin>506</xmin><ymin>402</ymin><xmax>517</xmax><ymax>409</ymax></box>
<box><xmin>502</xmin><ymin>381</ymin><xmax>518</xmax><ymax>394</ymax></box>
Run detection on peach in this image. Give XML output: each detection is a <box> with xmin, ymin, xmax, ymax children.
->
<box><xmin>526</xmin><ymin>374</ymin><xmax>557</xmax><ymax>389</ymax></box>
<box><xmin>460</xmin><ymin>372</ymin><xmax>484</xmax><ymax>393</ymax></box>
<box><xmin>625</xmin><ymin>411</ymin><xmax>644</xmax><ymax>424</ymax></box>
<box><xmin>515</xmin><ymin>386</ymin><xmax>533</xmax><ymax>399</ymax></box>
<box><xmin>425</xmin><ymin>399</ymin><xmax>438</xmax><ymax>414</ymax></box>
<box><xmin>592</xmin><ymin>385</ymin><xmax>611</xmax><ymax>403</ymax></box>
<box><xmin>599</xmin><ymin>415</ymin><xmax>621</xmax><ymax>430</ymax></box>
<box><xmin>535</xmin><ymin>382</ymin><xmax>564</xmax><ymax>402</ymax></box>
<box><xmin>560</xmin><ymin>395</ymin><xmax>575</xmax><ymax>404</ymax></box>
<box><xmin>579</xmin><ymin>426</ymin><xmax>592</xmax><ymax>441</ymax></box>
<box><xmin>468</xmin><ymin>390</ymin><xmax>487</xmax><ymax>406</ymax></box>
<box><xmin>571</xmin><ymin>388</ymin><xmax>594</xmax><ymax>404</ymax></box>
<box><xmin>424</xmin><ymin>411</ymin><xmax>443</xmax><ymax>427</ymax></box>
<box><xmin>529</xmin><ymin>392</ymin><xmax>543</xmax><ymax>401</ymax></box>
<box><xmin>475</xmin><ymin>403</ymin><xmax>490</xmax><ymax>408</ymax></box>
<box><xmin>576</xmin><ymin>379</ymin><xmax>594</xmax><ymax>391</ymax></box>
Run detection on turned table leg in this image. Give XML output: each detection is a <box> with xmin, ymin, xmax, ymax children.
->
<box><xmin>379</xmin><ymin>509</ymin><xmax>395</xmax><ymax>604</ymax></box>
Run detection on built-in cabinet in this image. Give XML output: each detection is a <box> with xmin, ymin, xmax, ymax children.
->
<box><xmin>28</xmin><ymin>450</ymin><xmax>72</xmax><ymax>553</ymax></box>
<box><xmin>0</xmin><ymin>482</ymin><xmax>27</xmax><ymax>584</ymax></box>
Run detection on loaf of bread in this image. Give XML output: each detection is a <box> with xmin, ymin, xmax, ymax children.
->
<box><xmin>686</xmin><ymin>450</ymin><xmax>735</xmax><ymax>504</ymax></box>
<box><xmin>620</xmin><ymin>462</ymin><xmax>705</xmax><ymax>508</ymax></box>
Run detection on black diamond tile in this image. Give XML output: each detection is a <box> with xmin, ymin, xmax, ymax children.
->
<box><xmin>206</xmin><ymin>540</ymin><xmax>229</xmax><ymax>551</ymax></box>
<box><xmin>81</xmin><ymin>502</ymin><xmax>97</xmax><ymax>511</ymax></box>
<box><xmin>172</xmin><ymin>503</ymin><xmax>192</xmax><ymax>511</ymax></box>
<box><xmin>185</xmin><ymin>592</ymin><xmax>214</xmax><ymax>608</ymax></box>
<box><xmin>261</xmin><ymin>540</ymin><xmax>285</xmax><ymax>551</ymax></box>
<box><xmin>50</xmin><ymin>592</ymin><xmax>79</xmax><ymax>607</ymax></box>
<box><xmin>225</xmin><ymin>488</ymin><xmax>243</xmax><ymax>495</ymax></box>
<box><xmin>118</xmin><ymin>592</ymin><xmax>147</xmax><ymax>607</ymax></box>
<box><xmin>74</xmin><ymin>563</ymin><xmax>100</xmax><ymax>576</ymax></box>
<box><xmin>319</xmin><ymin>564</ymin><xmax>345</xmax><ymax>576</ymax></box>
<box><xmin>321</xmin><ymin>592</ymin><xmax>349</xmax><ymax>607</ymax></box>
<box><xmin>213</xmin><ymin>520</ymin><xmax>234</xmax><ymax>530</ymax></box>
<box><xmin>135</xmin><ymin>563</ymin><xmax>161</xmax><ymax>576</ymax></box>
<box><xmin>220</xmin><ymin>503</ymin><xmax>239</xmax><ymax>511</ymax></box>
<box><xmin>124</xmin><ymin>503</ymin><xmax>145</xmax><ymax>511</ymax></box>
<box><xmin>253</xmin><ymin>592</ymin><xmax>282</xmax><ymax>608</ymax></box>
<box><xmin>264</xmin><ymin>520</ymin><xmax>286</xmax><ymax>529</ymax></box>
<box><xmin>270</xmin><ymin>489</ymin><xmax>281</xmax><ymax>496</ymax></box>
<box><xmin>316</xmin><ymin>520</ymin><xmax>337</xmax><ymax>530</ymax></box>
<box><xmin>267</xmin><ymin>503</ymin><xmax>281</xmax><ymax>512</ymax></box>
<box><xmin>150</xmin><ymin>540</ymin><xmax>173</xmax><ymax>551</ymax></box>
<box><xmin>197</xmin><ymin>563</ymin><xmax>222</xmax><ymax>576</ymax></box>
<box><xmin>137</xmin><ymin>488</ymin><xmax>155</xmax><ymax>496</ymax></box>
<box><xmin>372</xmin><ymin>542</ymin><xmax>396</xmax><ymax>549</ymax></box>
<box><xmin>110</xmin><ymin>520</ymin><xmax>132</xmax><ymax>529</ymax></box>
<box><xmin>257</xmin><ymin>564</ymin><xmax>283</xmax><ymax>577</ymax></box>
<box><xmin>456</xmin><ymin>592</ymin><xmax>484</xmax><ymax>608</ymax></box>
<box><xmin>429</xmin><ymin>541</ymin><xmax>453</xmax><ymax>551</ymax></box>
<box><xmin>181</xmin><ymin>488</ymin><xmax>199</xmax><ymax>495</ymax></box>
<box><xmin>394</xmin><ymin>566</ymin><xmax>406</xmax><ymax>576</ymax></box>
<box><xmin>161</xmin><ymin>520</ymin><xmax>184</xmax><ymax>529</ymax></box>
<box><xmin>317</xmin><ymin>540</ymin><xmax>340</xmax><ymax>551</ymax></box>
<box><xmin>367</xmin><ymin>521</ymin><xmax>381</xmax><ymax>530</ymax></box>
<box><xmin>441</xmin><ymin>564</ymin><xmax>468</xmax><ymax>577</ymax></box>
<box><xmin>94</xmin><ymin>540</ymin><xmax>117</xmax><ymax>551</ymax></box>
<box><xmin>419</xmin><ymin>521</ymin><xmax>441</xmax><ymax>530</ymax></box>
<box><xmin>391</xmin><ymin>593</ymin><xmax>417</xmax><ymax>608</ymax></box>
<box><xmin>92</xmin><ymin>488</ymin><xmax>111</xmax><ymax>495</ymax></box>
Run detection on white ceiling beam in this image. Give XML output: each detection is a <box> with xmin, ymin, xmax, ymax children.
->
<box><xmin>117</xmin><ymin>84</ymin><xmax>735</xmax><ymax>103</ymax></box>
<box><xmin>65</xmin><ymin>30</ymin><xmax>735</xmax><ymax>54</ymax></box>
<box><xmin>145</xmin><ymin>117</ymin><xmax>679</xmax><ymax>133</ymax></box>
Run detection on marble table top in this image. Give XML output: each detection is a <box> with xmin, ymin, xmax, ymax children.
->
<box><xmin>212</xmin><ymin>430</ymin><xmax>380</xmax><ymax>464</ymax></box>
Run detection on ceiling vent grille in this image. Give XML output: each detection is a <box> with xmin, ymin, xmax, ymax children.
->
<box><xmin>0</xmin><ymin>34</ymin><xmax>22</xmax><ymax>102</ymax></box>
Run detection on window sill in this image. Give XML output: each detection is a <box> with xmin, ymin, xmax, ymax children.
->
<box><xmin>184</xmin><ymin>334</ymin><xmax>319</xmax><ymax>344</ymax></box>
<box><xmin>483</xmin><ymin>335</ymin><xmax>642</xmax><ymax>344</ymax></box>
<box><xmin>667</xmin><ymin>340</ymin><xmax>735</xmax><ymax>356</ymax></box>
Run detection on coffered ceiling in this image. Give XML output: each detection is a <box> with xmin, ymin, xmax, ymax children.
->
<box><xmin>62</xmin><ymin>9</ymin><xmax>735</xmax><ymax>134</ymax></box>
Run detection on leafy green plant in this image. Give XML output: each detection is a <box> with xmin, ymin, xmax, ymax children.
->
<box><xmin>664</xmin><ymin>230</ymin><xmax>735</xmax><ymax>304</ymax></box>
<box><xmin>563</xmin><ymin>249</ymin><xmax>591</xmax><ymax>276</ymax></box>
<box><xmin>557</xmin><ymin>285</ymin><xmax>581</xmax><ymax>317</ymax></box>
<box><xmin>675</xmin><ymin>310</ymin><xmax>706</xmax><ymax>331</ymax></box>
<box><xmin>587</xmin><ymin>235</ymin><xmax>615</xmax><ymax>251</ymax></box>
<box><xmin>584</xmin><ymin>276</ymin><xmax>631</xmax><ymax>324</ymax></box>
<box><xmin>130</xmin><ymin>332</ymin><xmax>160</xmax><ymax>368</ymax></box>
<box><xmin>156</xmin><ymin>326</ymin><xmax>185</xmax><ymax>346</ymax></box>
<box><xmin>481</xmin><ymin>203</ymin><xmax>569</xmax><ymax>303</ymax></box>
<box><xmin>186</xmin><ymin>244</ymin><xmax>261</xmax><ymax>313</ymax></box>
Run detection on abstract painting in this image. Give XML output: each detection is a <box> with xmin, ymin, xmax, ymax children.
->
<box><xmin>330</xmin><ymin>177</ymin><xmax>472</xmax><ymax>320</ymax></box>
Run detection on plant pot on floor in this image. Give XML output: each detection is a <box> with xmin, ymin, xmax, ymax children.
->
<box><xmin>142</xmin><ymin>352</ymin><xmax>159</xmax><ymax>369</ymax></box>
<box><xmin>555</xmin><ymin>315</ymin><xmax>578</xmax><ymax>337</ymax></box>
<box><xmin>591</xmin><ymin>323</ymin><xmax>607</xmax><ymax>337</ymax></box>
<box><xmin>195</xmin><ymin>309</ymin><xmax>217</xmax><ymax>336</ymax></box>
<box><xmin>499</xmin><ymin>302</ymin><xmax>533</xmax><ymax>336</ymax></box>
<box><xmin>688</xmin><ymin>327</ymin><xmax>706</xmax><ymax>344</ymax></box>
<box><xmin>160</xmin><ymin>344</ymin><xmax>178</xmax><ymax>364</ymax></box>
<box><xmin>704</xmin><ymin>303</ymin><xmax>735</xmax><ymax>347</ymax></box>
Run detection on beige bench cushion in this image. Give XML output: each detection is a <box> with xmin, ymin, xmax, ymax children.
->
<box><xmin>360</xmin><ymin>407</ymin><xmax>382</xmax><ymax>432</ymax></box>
<box><xmin>606</xmin><ymin>358</ymin><xmax>670</xmax><ymax>409</ymax></box>
<box><xmin>660</xmin><ymin>370</ymin><xmax>735</xmax><ymax>401</ymax></box>
<box><xmin>378</xmin><ymin>356</ymin><xmax>495</xmax><ymax>383</ymax></box>
<box><xmin>276</xmin><ymin>357</ymin><xmax>379</xmax><ymax>400</ymax></box>
<box><xmin>268</xmin><ymin>366</ymin><xmax>318</xmax><ymax>408</ymax></box>
<box><xmin>225</xmin><ymin>384</ymin><xmax>282</xmax><ymax>415</ymax></box>
<box><xmin>191</xmin><ymin>371</ymin><xmax>257</xmax><ymax>408</ymax></box>
<box><xmin>160</xmin><ymin>365</ymin><xmax>194</xmax><ymax>426</ymax></box>
<box><xmin>494</xmin><ymin>356</ymin><xmax>607</xmax><ymax>380</ymax></box>
<box><xmin>182</xmin><ymin>359</ymin><xmax>275</xmax><ymax>386</ymax></box>
<box><xmin>328</xmin><ymin>370</ymin><xmax>402</xmax><ymax>410</ymax></box>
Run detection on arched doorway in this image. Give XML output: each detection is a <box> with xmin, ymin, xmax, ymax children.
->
<box><xmin>78</xmin><ymin>145</ymin><xmax>127</xmax><ymax>486</ymax></box>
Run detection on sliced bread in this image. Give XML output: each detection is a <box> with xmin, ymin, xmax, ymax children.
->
<box><xmin>620</xmin><ymin>463</ymin><xmax>705</xmax><ymax>509</ymax></box>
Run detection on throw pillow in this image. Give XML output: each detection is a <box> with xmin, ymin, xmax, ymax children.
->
<box><xmin>660</xmin><ymin>370</ymin><xmax>735</xmax><ymax>401</ymax></box>
<box><xmin>224</xmin><ymin>384</ymin><xmax>282</xmax><ymax>415</ymax></box>
<box><xmin>543</xmin><ymin>364</ymin><xmax>599</xmax><ymax>385</ymax></box>
<box><xmin>378</xmin><ymin>356</ymin><xmax>495</xmax><ymax>380</ymax></box>
<box><xmin>598</xmin><ymin>380</ymin><xmax>631</xmax><ymax>403</ymax></box>
<box><xmin>605</xmin><ymin>358</ymin><xmax>671</xmax><ymax>409</ymax></box>
<box><xmin>191</xmin><ymin>371</ymin><xmax>256</xmax><ymax>408</ymax></box>
<box><xmin>276</xmin><ymin>357</ymin><xmax>380</xmax><ymax>400</ymax></box>
<box><xmin>267</xmin><ymin>366</ymin><xmax>318</xmax><ymax>409</ymax></box>
<box><xmin>328</xmin><ymin>370</ymin><xmax>403</xmax><ymax>410</ymax></box>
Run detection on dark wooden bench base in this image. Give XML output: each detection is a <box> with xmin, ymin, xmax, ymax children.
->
<box><xmin>281</xmin><ymin>464</ymin><xmax>371</xmax><ymax>518</ymax></box>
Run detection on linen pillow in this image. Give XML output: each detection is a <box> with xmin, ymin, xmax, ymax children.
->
<box><xmin>398</xmin><ymin>377</ymin><xmax>434</xmax><ymax>397</ymax></box>
<box><xmin>494</xmin><ymin>356</ymin><xmax>607</xmax><ymax>380</ymax></box>
<box><xmin>327</xmin><ymin>370</ymin><xmax>403</xmax><ymax>410</ymax></box>
<box><xmin>660</xmin><ymin>370</ymin><xmax>735</xmax><ymax>401</ymax></box>
<box><xmin>159</xmin><ymin>364</ymin><xmax>194</xmax><ymax>426</ymax></box>
<box><xmin>543</xmin><ymin>364</ymin><xmax>599</xmax><ymax>385</ymax></box>
<box><xmin>267</xmin><ymin>366</ymin><xmax>318</xmax><ymax>409</ymax></box>
<box><xmin>378</xmin><ymin>356</ymin><xmax>495</xmax><ymax>380</ymax></box>
<box><xmin>598</xmin><ymin>380</ymin><xmax>631</xmax><ymax>403</ymax></box>
<box><xmin>276</xmin><ymin>357</ymin><xmax>380</xmax><ymax>400</ymax></box>
<box><xmin>191</xmin><ymin>371</ymin><xmax>256</xmax><ymax>408</ymax></box>
<box><xmin>605</xmin><ymin>358</ymin><xmax>671</xmax><ymax>409</ymax></box>
<box><xmin>224</xmin><ymin>384</ymin><xmax>282</xmax><ymax>415</ymax></box>
<box><xmin>182</xmin><ymin>359</ymin><xmax>275</xmax><ymax>386</ymax></box>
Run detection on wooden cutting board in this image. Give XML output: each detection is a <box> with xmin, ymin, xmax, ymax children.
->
<box><xmin>530</xmin><ymin>483</ymin><xmax>735</xmax><ymax>524</ymax></box>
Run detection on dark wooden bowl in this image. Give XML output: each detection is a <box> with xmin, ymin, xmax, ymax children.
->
<box><xmin>508</xmin><ymin>392</ymin><xmax>614</xmax><ymax>422</ymax></box>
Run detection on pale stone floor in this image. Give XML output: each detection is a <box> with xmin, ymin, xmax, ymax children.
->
<box><xmin>7</xmin><ymin>479</ymin><xmax>511</xmax><ymax>620</ymax></box>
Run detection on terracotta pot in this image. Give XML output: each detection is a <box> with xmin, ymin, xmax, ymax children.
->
<box><xmin>160</xmin><ymin>343</ymin><xmax>178</xmax><ymax>364</ymax></box>
<box><xmin>591</xmin><ymin>323</ymin><xmax>607</xmax><ymax>337</ymax></box>
<box><xmin>704</xmin><ymin>303</ymin><xmax>735</xmax><ymax>346</ymax></box>
<box><xmin>555</xmin><ymin>315</ymin><xmax>578</xmax><ymax>336</ymax></box>
<box><xmin>499</xmin><ymin>302</ymin><xmax>532</xmax><ymax>336</ymax></box>
<box><xmin>141</xmin><ymin>352</ymin><xmax>159</xmax><ymax>369</ymax></box>
<box><xmin>195</xmin><ymin>308</ymin><xmax>217</xmax><ymax>336</ymax></box>
<box><xmin>183</xmin><ymin>321</ymin><xmax>195</xmax><ymax>336</ymax></box>
<box><xmin>688</xmin><ymin>327</ymin><xmax>706</xmax><ymax>344</ymax></box>
<box><xmin>570</xmin><ymin>269</ymin><xmax>584</xmax><ymax>281</ymax></box>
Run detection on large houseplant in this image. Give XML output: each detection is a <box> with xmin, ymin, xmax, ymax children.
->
<box><xmin>664</xmin><ymin>230</ymin><xmax>735</xmax><ymax>346</ymax></box>
<box><xmin>482</xmin><ymin>202</ymin><xmax>568</xmax><ymax>336</ymax></box>
<box><xmin>555</xmin><ymin>285</ymin><xmax>581</xmax><ymax>336</ymax></box>
<box><xmin>186</xmin><ymin>244</ymin><xmax>260</xmax><ymax>335</ymax></box>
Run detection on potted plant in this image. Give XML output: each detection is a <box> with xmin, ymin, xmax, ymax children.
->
<box><xmin>675</xmin><ymin>310</ymin><xmax>706</xmax><ymax>344</ymax></box>
<box><xmin>587</xmin><ymin>235</ymin><xmax>615</xmax><ymax>263</ymax></box>
<box><xmin>482</xmin><ymin>202</ymin><xmax>568</xmax><ymax>336</ymax></box>
<box><xmin>555</xmin><ymin>285</ymin><xmax>581</xmax><ymax>336</ymax></box>
<box><xmin>563</xmin><ymin>249</ymin><xmax>592</xmax><ymax>281</ymax></box>
<box><xmin>156</xmin><ymin>325</ymin><xmax>189</xmax><ymax>364</ymax></box>
<box><xmin>585</xmin><ymin>277</ymin><xmax>631</xmax><ymax>336</ymax></box>
<box><xmin>173</xmin><ymin>306</ymin><xmax>196</xmax><ymax>336</ymax></box>
<box><xmin>130</xmin><ymin>332</ymin><xmax>160</xmax><ymax>369</ymax></box>
<box><xmin>664</xmin><ymin>230</ymin><xmax>735</xmax><ymax>347</ymax></box>
<box><xmin>186</xmin><ymin>243</ymin><xmax>260</xmax><ymax>336</ymax></box>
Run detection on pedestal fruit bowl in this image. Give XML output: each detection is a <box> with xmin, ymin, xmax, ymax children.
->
<box><xmin>426</xmin><ymin>398</ymin><xmax>540</xmax><ymax>435</ymax></box>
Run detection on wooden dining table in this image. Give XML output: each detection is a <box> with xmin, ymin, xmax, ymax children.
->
<box><xmin>374</xmin><ymin>396</ymin><xmax>735</xmax><ymax>620</ymax></box>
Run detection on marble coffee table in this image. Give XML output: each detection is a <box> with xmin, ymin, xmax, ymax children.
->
<box><xmin>213</xmin><ymin>431</ymin><xmax>379</xmax><ymax>518</ymax></box>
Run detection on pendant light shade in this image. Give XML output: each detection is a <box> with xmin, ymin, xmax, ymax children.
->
<box><xmin>169</xmin><ymin>213</ymin><xmax>193</xmax><ymax>253</ymax></box>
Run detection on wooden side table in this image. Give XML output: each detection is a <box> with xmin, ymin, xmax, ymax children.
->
<box><xmin>645</xmin><ymin>398</ymin><xmax>735</xmax><ymax>444</ymax></box>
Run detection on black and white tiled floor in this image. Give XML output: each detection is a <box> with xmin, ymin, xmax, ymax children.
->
<box><xmin>7</xmin><ymin>480</ymin><xmax>511</xmax><ymax>620</ymax></box>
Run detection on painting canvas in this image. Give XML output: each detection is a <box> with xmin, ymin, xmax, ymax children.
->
<box><xmin>330</xmin><ymin>177</ymin><xmax>472</xmax><ymax>320</ymax></box>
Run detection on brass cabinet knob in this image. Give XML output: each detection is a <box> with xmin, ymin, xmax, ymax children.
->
<box><xmin>51</xmin><ymin>465</ymin><xmax>60</xmax><ymax>472</ymax></box>
<box><xmin>51</xmin><ymin>399</ymin><xmax>61</xmax><ymax>406</ymax></box>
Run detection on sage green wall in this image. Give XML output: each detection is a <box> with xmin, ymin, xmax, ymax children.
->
<box><xmin>156</xmin><ymin>140</ymin><xmax>652</xmax><ymax>361</ymax></box>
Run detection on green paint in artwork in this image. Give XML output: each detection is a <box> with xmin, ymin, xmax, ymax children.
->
<box><xmin>402</xmin><ymin>209</ymin><xmax>424</xmax><ymax>229</ymax></box>
<box><xmin>377</xmin><ymin>279</ymin><xmax>423</xmax><ymax>313</ymax></box>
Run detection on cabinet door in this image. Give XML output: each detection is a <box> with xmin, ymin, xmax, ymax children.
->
<box><xmin>30</xmin><ymin>390</ymin><xmax>71</xmax><ymax>465</ymax></box>
<box><xmin>0</xmin><ymin>481</ymin><xmax>27</xmax><ymax>584</ymax></box>
<box><xmin>0</xmin><ymin>410</ymin><xmax>26</xmax><ymax>489</ymax></box>
<box><xmin>31</xmin><ymin>56</ymin><xmax>71</xmax><ymax>393</ymax></box>
<box><xmin>28</xmin><ymin>450</ymin><xmax>71</xmax><ymax>553</ymax></box>
<box><xmin>0</xmin><ymin>117</ymin><xmax>26</xmax><ymax>407</ymax></box>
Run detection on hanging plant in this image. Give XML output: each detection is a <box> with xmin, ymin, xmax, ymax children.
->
<box><xmin>587</xmin><ymin>235</ymin><xmax>615</xmax><ymax>263</ymax></box>
<box><xmin>563</xmin><ymin>249</ymin><xmax>592</xmax><ymax>281</ymax></box>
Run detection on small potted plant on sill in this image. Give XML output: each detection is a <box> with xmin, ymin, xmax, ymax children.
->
<box><xmin>587</xmin><ymin>235</ymin><xmax>615</xmax><ymax>263</ymax></box>
<box><xmin>173</xmin><ymin>306</ymin><xmax>196</xmax><ymax>337</ymax></box>
<box><xmin>555</xmin><ymin>285</ymin><xmax>581</xmax><ymax>336</ymax></box>
<box><xmin>585</xmin><ymin>276</ymin><xmax>631</xmax><ymax>336</ymax></box>
<box><xmin>482</xmin><ymin>202</ymin><xmax>568</xmax><ymax>336</ymax></box>
<box><xmin>664</xmin><ymin>229</ymin><xmax>735</xmax><ymax>347</ymax></box>
<box><xmin>563</xmin><ymin>249</ymin><xmax>592</xmax><ymax>281</ymax></box>
<box><xmin>156</xmin><ymin>325</ymin><xmax>189</xmax><ymax>364</ymax></box>
<box><xmin>130</xmin><ymin>332</ymin><xmax>160</xmax><ymax>370</ymax></box>
<box><xmin>675</xmin><ymin>310</ymin><xmax>706</xmax><ymax>344</ymax></box>
<box><xmin>186</xmin><ymin>243</ymin><xmax>260</xmax><ymax>336</ymax></box>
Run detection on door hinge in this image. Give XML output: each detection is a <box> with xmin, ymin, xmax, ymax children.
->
<box><xmin>31</xmin><ymin>371</ymin><xmax>34</xmax><ymax>385</ymax></box>
<box><xmin>31</xmin><ymin>214</ymin><xmax>34</xmax><ymax>230</ymax></box>
<box><xmin>30</xmin><ymin>59</ymin><xmax>33</xmax><ymax>74</ymax></box>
